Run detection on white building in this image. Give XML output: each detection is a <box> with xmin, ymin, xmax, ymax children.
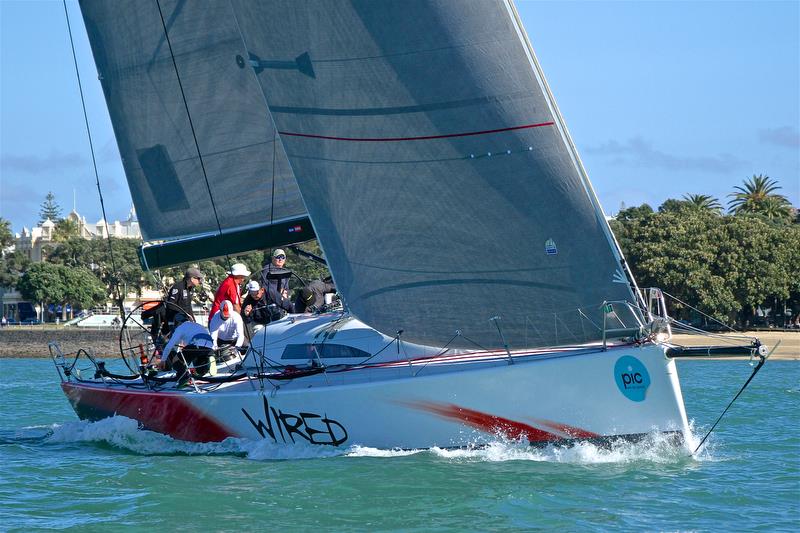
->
<box><xmin>13</xmin><ymin>207</ymin><xmax>141</xmax><ymax>262</ymax></box>
<box><xmin>2</xmin><ymin>208</ymin><xmax>146</xmax><ymax>322</ymax></box>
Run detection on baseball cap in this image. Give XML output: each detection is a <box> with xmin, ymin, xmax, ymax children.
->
<box><xmin>185</xmin><ymin>267</ymin><xmax>203</xmax><ymax>280</ymax></box>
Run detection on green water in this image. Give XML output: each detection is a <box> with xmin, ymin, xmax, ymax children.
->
<box><xmin>0</xmin><ymin>359</ymin><xmax>798</xmax><ymax>531</ymax></box>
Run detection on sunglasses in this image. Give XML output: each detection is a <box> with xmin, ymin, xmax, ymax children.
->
<box><xmin>274</xmin><ymin>255</ymin><xmax>286</xmax><ymax>260</ymax></box>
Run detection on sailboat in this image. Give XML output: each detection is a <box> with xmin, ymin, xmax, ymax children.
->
<box><xmin>52</xmin><ymin>0</ymin><xmax>762</xmax><ymax>449</ymax></box>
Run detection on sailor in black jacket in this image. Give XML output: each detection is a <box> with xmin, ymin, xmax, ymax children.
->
<box><xmin>166</xmin><ymin>267</ymin><xmax>203</xmax><ymax>321</ymax></box>
<box><xmin>241</xmin><ymin>280</ymin><xmax>271</xmax><ymax>329</ymax></box>
<box><xmin>150</xmin><ymin>267</ymin><xmax>203</xmax><ymax>345</ymax></box>
<box><xmin>259</xmin><ymin>249</ymin><xmax>295</xmax><ymax>315</ymax></box>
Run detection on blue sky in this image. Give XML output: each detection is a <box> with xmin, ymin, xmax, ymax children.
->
<box><xmin>1</xmin><ymin>0</ymin><xmax>798</xmax><ymax>234</ymax></box>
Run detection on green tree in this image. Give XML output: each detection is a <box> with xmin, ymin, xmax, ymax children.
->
<box><xmin>612</xmin><ymin>207</ymin><xmax>739</xmax><ymax>322</ymax></box>
<box><xmin>0</xmin><ymin>217</ymin><xmax>13</xmax><ymax>249</ymax></box>
<box><xmin>611</xmin><ymin>202</ymin><xmax>800</xmax><ymax>326</ymax></box>
<box><xmin>53</xmin><ymin>218</ymin><xmax>80</xmax><ymax>242</ymax></box>
<box><xmin>48</xmin><ymin>237</ymin><xmax>149</xmax><ymax>316</ymax></box>
<box><xmin>722</xmin><ymin>215</ymin><xmax>800</xmax><ymax>325</ymax></box>
<box><xmin>88</xmin><ymin>238</ymin><xmax>148</xmax><ymax>316</ymax></box>
<box><xmin>17</xmin><ymin>262</ymin><xmax>105</xmax><ymax>321</ymax></box>
<box><xmin>39</xmin><ymin>192</ymin><xmax>63</xmax><ymax>224</ymax></box>
<box><xmin>728</xmin><ymin>174</ymin><xmax>792</xmax><ymax>219</ymax></box>
<box><xmin>0</xmin><ymin>250</ymin><xmax>31</xmax><ymax>289</ymax></box>
<box><xmin>46</xmin><ymin>237</ymin><xmax>91</xmax><ymax>268</ymax></box>
<box><xmin>17</xmin><ymin>263</ymin><xmax>66</xmax><ymax>318</ymax></box>
<box><xmin>682</xmin><ymin>194</ymin><xmax>722</xmax><ymax>213</ymax></box>
<box><xmin>62</xmin><ymin>267</ymin><xmax>107</xmax><ymax>316</ymax></box>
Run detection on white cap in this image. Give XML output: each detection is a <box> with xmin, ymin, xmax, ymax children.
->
<box><xmin>228</xmin><ymin>263</ymin><xmax>251</xmax><ymax>277</ymax></box>
<box><xmin>246</xmin><ymin>280</ymin><xmax>260</xmax><ymax>293</ymax></box>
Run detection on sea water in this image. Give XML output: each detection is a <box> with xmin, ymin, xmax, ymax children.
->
<box><xmin>0</xmin><ymin>358</ymin><xmax>797</xmax><ymax>531</ymax></box>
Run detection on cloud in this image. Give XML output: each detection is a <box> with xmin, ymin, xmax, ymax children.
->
<box><xmin>0</xmin><ymin>151</ymin><xmax>87</xmax><ymax>174</ymax></box>
<box><xmin>0</xmin><ymin>181</ymin><xmax>39</xmax><ymax>232</ymax></box>
<box><xmin>584</xmin><ymin>136</ymin><xmax>746</xmax><ymax>173</ymax></box>
<box><xmin>758</xmin><ymin>126</ymin><xmax>800</xmax><ymax>148</ymax></box>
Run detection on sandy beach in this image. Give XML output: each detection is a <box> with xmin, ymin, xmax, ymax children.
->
<box><xmin>671</xmin><ymin>331</ymin><xmax>799</xmax><ymax>360</ymax></box>
<box><xmin>0</xmin><ymin>326</ymin><xmax>796</xmax><ymax>360</ymax></box>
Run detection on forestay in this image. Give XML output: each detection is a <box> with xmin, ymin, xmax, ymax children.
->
<box><xmin>229</xmin><ymin>0</ymin><xmax>641</xmax><ymax>349</ymax></box>
<box><xmin>80</xmin><ymin>0</ymin><xmax>311</xmax><ymax>267</ymax></box>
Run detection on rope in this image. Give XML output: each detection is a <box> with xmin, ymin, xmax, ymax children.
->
<box><xmin>693</xmin><ymin>352</ymin><xmax>768</xmax><ymax>454</ymax></box>
<box><xmin>668</xmin><ymin>318</ymin><xmax>756</xmax><ymax>345</ymax></box>
<box><xmin>154</xmin><ymin>0</ymin><xmax>224</xmax><ymax>239</ymax></box>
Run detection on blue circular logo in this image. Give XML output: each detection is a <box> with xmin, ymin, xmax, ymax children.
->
<box><xmin>614</xmin><ymin>356</ymin><xmax>651</xmax><ymax>402</ymax></box>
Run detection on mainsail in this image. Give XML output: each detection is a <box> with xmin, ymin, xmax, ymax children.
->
<box><xmin>227</xmin><ymin>0</ymin><xmax>641</xmax><ymax>349</ymax></box>
<box><xmin>80</xmin><ymin>0</ymin><xmax>311</xmax><ymax>268</ymax></box>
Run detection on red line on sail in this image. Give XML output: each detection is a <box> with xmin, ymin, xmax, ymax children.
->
<box><xmin>278</xmin><ymin>121</ymin><xmax>555</xmax><ymax>142</ymax></box>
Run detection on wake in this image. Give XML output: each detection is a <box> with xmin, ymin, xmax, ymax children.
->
<box><xmin>16</xmin><ymin>415</ymin><xmax>709</xmax><ymax>464</ymax></box>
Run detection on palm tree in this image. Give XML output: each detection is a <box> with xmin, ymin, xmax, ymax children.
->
<box><xmin>728</xmin><ymin>174</ymin><xmax>791</xmax><ymax>218</ymax></box>
<box><xmin>759</xmin><ymin>195</ymin><xmax>793</xmax><ymax>220</ymax></box>
<box><xmin>682</xmin><ymin>194</ymin><xmax>722</xmax><ymax>213</ymax></box>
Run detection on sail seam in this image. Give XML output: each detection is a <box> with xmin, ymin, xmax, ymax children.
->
<box><xmin>277</xmin><ymin>121</ymin><xmax>554</xmax><ymax>142</ymax></box>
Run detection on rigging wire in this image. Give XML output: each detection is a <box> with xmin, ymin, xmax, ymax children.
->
<box><xmin>154</xmin><ymin>0</ymin><xmax>224</xmax><ymax>242</ymax></box>
<box><xmin>153</xmin><ymin>0</ymin><xmax>241</xmax><ymax>296</ymax></box>
<box><xmin>253</xmin><ymin>127</ymin><xmax>282</xmax><ymax>377</ymax></box>
<box><xmin>153</xmin><ymin>0</ymin><xmax>258</xmax><ymax>371</ymax></box>
<box><xmin>62</xmin><ymin>0</ymin><xmax>121</xmax><ymax>303</ymax></box>
<box><xmin>693</xmin><ymin>349</ymin><xmax>769</xmax><ymax>454</ymax></box>
<box><xmin>661</xmin><ymin>291</ymin><xmax>739</xmax><ymax>333</ymax></box>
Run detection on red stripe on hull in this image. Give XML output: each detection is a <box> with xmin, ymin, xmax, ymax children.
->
<box><xmin>61</xmin><ymin>383</ymin><xmax>236</xmax><ymax>443</ymax></box>
<box><xmin>529</xmin><ymin>418</ymin><xmax>599</xmax><ymax>439</ymax></box>
<box><xmin>409</xmin><ymin>402</ymin><xmax>597</xmax><ymax>443</ymax></box>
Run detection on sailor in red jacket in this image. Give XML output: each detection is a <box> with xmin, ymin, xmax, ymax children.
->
<box><xmin>209</xmin><ymin>262</ymin><xmax>250</xmax><ymax>319</ymax></box>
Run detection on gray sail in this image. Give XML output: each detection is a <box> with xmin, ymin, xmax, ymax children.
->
<box><xmin>228</xmin><ymin>0</ymin><xmax>640</xmax><ymax>349</ymax></box>
<box><xmin>79</xmin><ymin>0</ymin><xmax>311</xmax><ymax>267</ymax></box>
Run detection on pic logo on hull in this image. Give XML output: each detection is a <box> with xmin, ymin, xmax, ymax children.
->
<box><xmin>614</xmin><ymin>356</ymin><xmax>651</xmax><ymax>402</ymax></box>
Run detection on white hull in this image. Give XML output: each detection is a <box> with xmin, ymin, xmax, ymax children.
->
<box><xmin>60</xmin><ymin>315</ymin><xmax>690</xmax><ymax>449</ymax></box>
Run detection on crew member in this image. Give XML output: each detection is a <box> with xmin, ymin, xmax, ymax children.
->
<box><xmin>209</xmin><ymin>300</ymin><xmax>245</xmax><ymax>351</ymax></box>
<box><xmin>210</xmin><ymin>263</ymin><xmax>250</xmax><ymax>318</ymax></box>
<box><xmin>158</xmin><ymin>318</ymin><xmax>214</xmax><ymax>379</ymax></box>
<box><xmin>148</xmin><ymin>267</ymin><xmax>203</xmax><ymax>343</ymax></box>
<box><xmin>166</xmin><ymin>267</ymin><xmax>203</xmax><ymax>322</ymax></box>
<box><xmin>260</xmin><ymin>249</ymin><xmax>294</xmax><ymax>316</ymax></box>
<box><xmin>242</xmin><ymin>280</ymin><xmax>270</xmax><ymax>332</ymax></box>
<box><xmin>294</xmin><ymin>278</ymin><xmax>337</xmax><ymax>313</ymax></box>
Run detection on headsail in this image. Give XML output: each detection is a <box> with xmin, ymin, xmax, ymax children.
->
<box><xmin>80</xmin><ymin>0</ymin><xmax>312</xmax><ymax>268</ymax></box>
<box><xmin>229</xmin><ymin>0</ymin><xmax>641</xmax><ymax>349</ymax></box>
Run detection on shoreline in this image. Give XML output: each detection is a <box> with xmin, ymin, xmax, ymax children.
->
<box><xmin>0</xmin><ymin>326</ymin><xmax>796</xmax><ymax>360</ymax></box>
<box><xmin>670</xmin><ymin>331</ymin><xmax>798</xmax><ymax>360</ymax></box>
